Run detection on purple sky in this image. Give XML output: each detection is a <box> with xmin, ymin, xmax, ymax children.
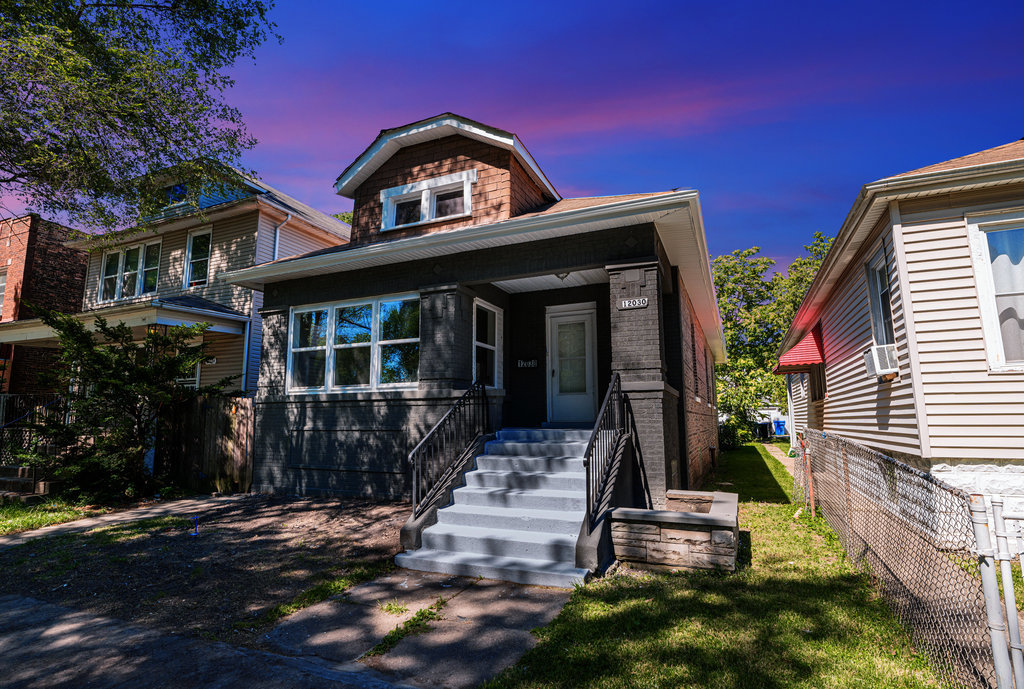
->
<box><xmin>13</xmin><ymin>1</ymin><xmax>1024</xmax><ymax>268</ymax></box>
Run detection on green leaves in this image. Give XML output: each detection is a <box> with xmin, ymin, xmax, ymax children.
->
<box><xmin>712</xmin><ymin>233</ymin><xmax>833</xmax><ymax>426</ymax></box>
<box><xmin>0</xmin><ymin>1</ymin><xmax>277</xmax><ymax>231</ymax></box>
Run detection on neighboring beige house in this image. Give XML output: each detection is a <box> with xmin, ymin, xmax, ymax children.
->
<box><xmin>0</xmin><ymin>178</ymin><xmax>349</xmax><ymax>393</ymax></box>
<box><xmin>776</xmin><ymin>138</ymin><xmax>1024</xmax><ymax>509</ymax></box>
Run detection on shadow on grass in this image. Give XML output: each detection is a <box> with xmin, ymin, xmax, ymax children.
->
<box><xmin>710</xmin><ymin>444</ymin><xmax>791</xmax><ymax>504</ymax></box>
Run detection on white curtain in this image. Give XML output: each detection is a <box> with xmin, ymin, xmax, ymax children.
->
<box><xmin>988</xmin><ymin>228</ymin><xmax>1024</xmax><ymax>362</ymax></box>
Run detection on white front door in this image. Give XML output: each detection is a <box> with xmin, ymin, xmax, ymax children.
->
<box><xmin>546</xmin><ymin>305</ymin><xmax>597</xmax><ymax>424</ymax></box>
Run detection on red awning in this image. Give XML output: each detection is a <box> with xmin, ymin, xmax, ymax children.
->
<box><xmin>773</xmin><ymin>324</ymin><xmax>824</xmax><ymax>374</ymax></box>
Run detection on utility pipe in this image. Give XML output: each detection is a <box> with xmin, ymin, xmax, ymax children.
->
<box><xmin>970</xmin><ymin>493</ymin><xmax>1015</xmax><ymax>689</ymax></box>
<box><xmin>993</xmin><ymin>497</ymin><xmax>1024</xmax><ymax>685</ymax></box>
<box><xmin>272</xmin><ymin>213</ymin><xmax>291</xmax><ymax>260</ymax></box>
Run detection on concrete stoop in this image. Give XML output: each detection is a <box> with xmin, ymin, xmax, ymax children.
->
<box><xmin>396</xmin><ymin>428</ymin><xmax>590</xmax><ymax>588</ymax></box>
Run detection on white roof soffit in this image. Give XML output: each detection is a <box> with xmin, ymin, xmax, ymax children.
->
<box><xmin>779</xmin><ymin>159</ymin><xmax>1024</xmax><ymax>355</ymax></box>
<box><xmin>224</xmin><ymin>189</ymin><xmax>726</xmax><ymax>363</ymax></box>
<box><xmin>334</xmin><ymin>115</ymin><xmax>561</xmax><ymax>201</ymax></box>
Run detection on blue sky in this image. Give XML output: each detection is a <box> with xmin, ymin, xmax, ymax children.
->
<box><xmin>99</xmin><ymin>2</ymin><xmax>1024</xmax><ymax>266</ymax></box>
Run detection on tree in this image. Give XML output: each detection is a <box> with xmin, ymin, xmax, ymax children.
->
<box><xmin>712</xmin><ymin>232</ymin><xmax>833</xmax><ymax>429</ymax></box>
<box><xmin>28</xmin><ymin>308</ymin><xmax>232</xmax><ymax>500</ymax></box>
<box><xmin>0</xmin><ymin>1</ymin><xmax>278</xmax><ymax>231</ymax></box>
<box><xmin>332</xmin><ymin>211</ymin><xmax>353</xmax><ymax>224</ymax></box>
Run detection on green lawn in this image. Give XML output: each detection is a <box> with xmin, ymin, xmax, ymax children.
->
<box><xmin>483</xmin><ymin>443</ymin><xmax>940</xmax><ymax>689</ymax></box>
<box><xmin>0</xmin><ymin>500</ymin><xmax>104</xmax><ymax>535</ymax></box>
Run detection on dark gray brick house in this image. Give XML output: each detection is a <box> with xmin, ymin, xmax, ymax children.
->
<box><xmin>225</xmin><ymin>114</ymin><xmax>726</xmax><ymax>585</ymax></box>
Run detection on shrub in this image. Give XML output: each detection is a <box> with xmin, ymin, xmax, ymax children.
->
<box><xmin>718</xmin><ymin>416</ymin><xmax>753</xmax><ymax>449</ymax></box>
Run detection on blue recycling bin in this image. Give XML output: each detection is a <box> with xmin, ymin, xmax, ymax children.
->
<box><xmin>772</xmin><ymin>419</ymin><xmax>787</xmax><ymax>436</ymax></box>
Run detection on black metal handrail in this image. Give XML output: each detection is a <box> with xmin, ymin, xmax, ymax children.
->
<box><xmin>410</xmin><ymin>382</ymin><xmax>490</xmax><ymax>517</ymax></box>
<box><xmin>584</xmin><ymin>373</ymin><xmax>624</xmax><ymax>530</ymax></box>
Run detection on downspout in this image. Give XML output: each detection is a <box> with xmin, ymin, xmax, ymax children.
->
<box><xmin>272</xmin><ymin>213</ymin><xmax>291</xmax><ymax>260</ymax></box>
<box><xmin>240</xmin><ymin>319</ymin><xmax>251</xmax><ymax>395</ymax></box>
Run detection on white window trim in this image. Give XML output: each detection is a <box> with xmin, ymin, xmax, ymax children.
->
<box><xmin>183</xmin><ymin>226</ymin><xmax>213</xmax><ymax>289</ymax></box>
<box><xmin>379</xmin><ymin>169</ymin><xmax>477</xmax><ymax>231</ymax></box>
<box><xmin>865</xmin><ymin>247</ymin><xmax>895</xmax><ymax>346</ymax></box>
<box><xmin>286</xmin><ymin>292</ymin><xmax>420</xmax><ymax>393</ymax></box>
<box><xmin>98</xmin><ymin>240</ymin><xmax>162</xmax><ymax>303</ymax></box>
<box><xmin>472</xmin><ymin>298</ymin><xmax>503</xmax><ymax>389</ymax></box>
<box><xmin>967</xmin><ymin>210</ymin><xmax>1024</xmax><ymax>372</ymax></box>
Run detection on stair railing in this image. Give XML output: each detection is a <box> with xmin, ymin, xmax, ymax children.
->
<box><xmin>410</xmin><ymin>382</ymin><xmax>490</xmax><ymax>518</ymax></box>
<box><xmin>583</xmin><ymin>373</ymin><xmax>624</xmax><ymax>530</ymax></box>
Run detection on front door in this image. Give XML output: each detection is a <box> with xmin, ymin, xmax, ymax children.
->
<box><xmin>546</xmin><ymin>305</ymin><xmax>597</xmax><ymax>424</ymax></box>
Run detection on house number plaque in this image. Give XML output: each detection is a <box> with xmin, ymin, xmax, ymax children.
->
<box><xmin>517</xmin><ymin>359</ymin><xmax>538</xmax><ymax>368</ymax></box>
<box><xmin>619</xmin><ymin>297</ymin><xmax>649</xmax><ymax>310</ymax></box>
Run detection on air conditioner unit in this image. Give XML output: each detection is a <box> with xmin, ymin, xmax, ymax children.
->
<box><xmin>864</xmin><ymin>344</ymin><xmax>899</xmax><ymax>378</ymax></box>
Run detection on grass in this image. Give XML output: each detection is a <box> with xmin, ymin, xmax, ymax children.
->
<box><xmin>378</xmin><ymin>599</ymin><xmax>410</xmax><ymax>615</ymax></box>
<box><xmin>362</xmin><ymin>596</ymin><xmax>447</xmax><ymax>657</ymax></box>
<box><xmin>235</xmin><ymin>558</ymin><xmax>394</xmax><ymax>631</ymax></box>
<box><xmin>482</xmin><ymin>442</ymin><xmax>941</xmax><ymax>689</ymax></box>
<box><xmin>0</xmin><ymin>499</ymin><xmax>104</xmax><ymax>535</ymax></box>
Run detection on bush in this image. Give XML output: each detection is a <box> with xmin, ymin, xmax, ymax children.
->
<box><xmin>718</xmin><ymin>417</ymin><xmax>753</xmax><ymax>449</ymax></box>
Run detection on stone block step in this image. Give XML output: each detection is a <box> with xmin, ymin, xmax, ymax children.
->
<box><xmin>395</xmin><ymin>549</ymin><xmax>588</xmax><ymax>588</ymax></box>
<box><xmin>0</xmin><ymin>466</ymin><xmax>32</xmax><ymax>479</ymax></box>
<box><xmin>421</xmin><ymin>523</ymin><xmax>577</xmax><ymax>561</ymax></box>
<box><xmin>0</xmin><ymin>491</ymin><xmax>43</xmax><ymax>505</ymax></box>
<box><xmin>484</xmin><ymin>440</ymin><xmax>588</xmax><ymax>457</ymax></box>
<box><xmin>464</xmin><ymin>469</ymin><xmax>585</xmax><ymax>491</ymax></box>
<box><xmin>436</xmin><ymin>503</ymin><xmax>584</xmax><ymax>535</ymax></box>
<box><xmin>452</xmin><ymin>485</ymin><xmax>586</xmax><ymax>512</ymax></box>
<box><xmin>475</xmin><ymin>454</ymin><xmax>584</xmax><ymax>473</ymax></box>
<box><xmin>0</xmin><ymin>477</ymin><xmax>32</xmax><ymax>492</ymax></box>
<box><xmin>497</xmin><ymin>428</ymin><xmax>592</xmax><ymax>442</ymax></box>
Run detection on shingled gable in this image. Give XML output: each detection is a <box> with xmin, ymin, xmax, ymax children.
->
<box><xmin>334</xmin><ymin>113</ymin><xmax>560</xmax><ymax>201</ymax></box>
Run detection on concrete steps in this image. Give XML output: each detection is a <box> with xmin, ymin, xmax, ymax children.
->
<box><xmin>397</xmin><ymin>428</ymin><xmax>591</xmax><ymax>588</ymax></box>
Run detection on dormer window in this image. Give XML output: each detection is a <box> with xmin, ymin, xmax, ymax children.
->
<box><xmin>380</xmin><ymin>169</ymin><xmax>477</xmax><ymax>231</ymax></box>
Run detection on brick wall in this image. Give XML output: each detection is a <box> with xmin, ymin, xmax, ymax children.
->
<box><xmin>676</xmin><ymin>272</ymin><xmax>718</xmax><ymax>488</ymax></box>
<box><xmin>0</xmin><ymin>215</ymin><xmax>88</xmax><ymax>393</ymax></box>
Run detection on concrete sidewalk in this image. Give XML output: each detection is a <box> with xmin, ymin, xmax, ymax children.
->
<box><xmin>0</xmin><ymin>594</ymin><xmax>414</xmax><ymax>689</ymax></box>
<box><xmin>0</xmin><ymin>495</ymin><xmax>250</xmax><ymax>551</ymax></box>
<box><xmin>763</xmin><ymin>442</ymin><xmax>795</xmax><ymax>477</ymax></box>
<box><xmin>270</xmin><ymin>570</ymin><xmax>570</xmax><ymax>689</ymax></box>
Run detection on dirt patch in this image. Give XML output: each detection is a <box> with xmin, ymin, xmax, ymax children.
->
<box><xmin>0</xmin><ymin>495</ymin><xmax>408</xmax><ymax>647</ymax></box>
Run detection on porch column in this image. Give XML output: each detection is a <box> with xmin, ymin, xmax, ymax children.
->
<box><xmin>607</xmin><ymin>261</ymin><xmax>681</xmax><ymax>509</ymax></box>
<box><xmin>418</xmin><ymin>285</ymin><xmax>473</xmax><ymax>392</ymax></box>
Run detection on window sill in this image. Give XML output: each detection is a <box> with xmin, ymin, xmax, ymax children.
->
<box><xmin>381</xmin><ymin>212</ymin><xmax>472</xmax><ymax>233</ymax></box>
<box><xmin>276</xmin><ymin>387</ymin><xmax>504</xmax><ymax>402</ymax></box>
<box><xmin>988</xmin><ymin>365</ymin><xmax>1024</xmax><ymax>374</ymax></box>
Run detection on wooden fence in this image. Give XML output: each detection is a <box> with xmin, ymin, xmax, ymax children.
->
<box><xmin>156</xmin><ymin>396</ymin><xmax>254</xmax><ymax>493</ymax></box>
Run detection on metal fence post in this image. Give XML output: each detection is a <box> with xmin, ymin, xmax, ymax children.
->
<box><xmin>970</xmin><ymin>493</ymin><xmax>1015</xmax><ymax>689</ymax></box>
<box><xmin>992</xmin><ymin>496</ymin><xmax>1024</xmax><ymax>687</ymax></box>
<box><xmin>798</xmin><ymin>432</ymin><xmax>816</xmax><ymax>516</ymax></box>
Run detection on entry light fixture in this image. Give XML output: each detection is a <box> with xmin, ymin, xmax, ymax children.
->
<box><xmin>555</xmin><ymin>272</ymin><xmax>570</xmax><ymax>281</ymax></box>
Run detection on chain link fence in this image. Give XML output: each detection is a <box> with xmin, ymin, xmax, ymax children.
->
<box><xmin>795</xmin><ymin>429</ymin><xmax>998</xmax><ymax>689</ymax></box>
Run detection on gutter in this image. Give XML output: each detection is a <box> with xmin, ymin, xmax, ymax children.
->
<box><xmin>223</xmin><ymin>190</ymin><xmax>699</xmax><ymax>289</ymax></box>
<box><xmin>777</xmin><ymin>158</ymin><xmax>1024</xmax><ymax>357</ymax></box>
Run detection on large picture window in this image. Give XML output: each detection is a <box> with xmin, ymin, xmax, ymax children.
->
<box><xmin>968</xmin><ymin>213</ymin><xmax>1024</xmax><ymax>369</ymax></box>
<box><xmin>289</xmin><ymin>294</ymin><xmax>420</xmax><ymax>391</ymax></box>
<box><xmin>99</xmin><ymin>241</ymin><xmax>161</xmax><ymax>302</ymax></box>
<box><xmin>473</xmin><ymin>299</ymin><xmax>503</xmax><ymax>387</ymax></box>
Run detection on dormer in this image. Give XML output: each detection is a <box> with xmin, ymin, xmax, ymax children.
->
<box><xmin>335</xmin><ymin>114</ymin><xmax>560</xmax><ymax>245</ymax></box>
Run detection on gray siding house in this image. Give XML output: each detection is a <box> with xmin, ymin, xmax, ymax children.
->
<box><xmin>225</xmin><ymin>114</ymin><xmax>726</xmax><ymax>585</ymax></box>
<box><xmin>0</xmin><ymin>178</ymin><xmax>348</xmax><ymax>394</ymax></box>
<box><xmin>777</xmin><ymin>138</ymin><xmax>1024</xmax><ymax>515</ymax></box>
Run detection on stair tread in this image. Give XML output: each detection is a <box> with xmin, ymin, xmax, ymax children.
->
<box><xmin>454</xmin><ymin>485</ymin><xmax>583</xmax><ymax>497</ymax></box>
<box><xmin>440</xmin><ymin>503</ymin><xmax>585</xmax><ymax>521</ymax></box>
<box><xmin>424</xmin><ymin>523</ymin><xmax>578</xmax><ymax>544</ymax></box>
<box><xmin>397</xmin><ymin>549</ymin><xmax>588</xmax><ymax>575</ymax></box>
<box><xmin>468</xmin><ymin>469</ymin><xmax>585</xmax><ymax>478</ymax></box>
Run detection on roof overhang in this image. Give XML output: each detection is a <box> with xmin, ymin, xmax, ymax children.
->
<box><xmin>777</xmin><ymin>158</ymin><xmax>1024</xmax><ymax>358</ymax></box>
<box><xmin>334</xmin><ymin>114</ymin><xmax>561</xmax><ymax>202</ymax></box>
<box><xmin>224</xmin><ymin>190</ymin><xmax>727</xmax><ymax>362</ymax></box>
<box><xmin>0</xmin><ymin>300</ymin><xmax>248</xmax><ymax>347</ymax></box>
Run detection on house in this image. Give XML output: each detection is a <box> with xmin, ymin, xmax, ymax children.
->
<box><xmin>776</xmin><ymin>138</ymin><xmax>1024</xmax><ymax>509</ymax></box>
<box><xmin>0</xmin><ymin>179</ymin><xmax>349</xmax><ymax>395</ymax></box>
<box><xmin>0</xmin><ymin>215</ymin><xmax>88</xmax><ymax>394</ymax></box>
<box><xmin>223</xmin><ymin>113</ymin><xmax>726</xmax><ymax>585</ymax></box>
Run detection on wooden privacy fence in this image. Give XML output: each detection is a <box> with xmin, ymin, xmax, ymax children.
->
<box><xmin>156</xmin><ymin>396</ymin><xmax>254</xmax><ymax>493</ymax></box>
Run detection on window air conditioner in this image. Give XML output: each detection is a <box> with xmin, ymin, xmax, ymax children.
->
<box><xmin>864</xmin><ymin>344</ymin><xmax>899</xmax><ymax>378</ymax></box>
